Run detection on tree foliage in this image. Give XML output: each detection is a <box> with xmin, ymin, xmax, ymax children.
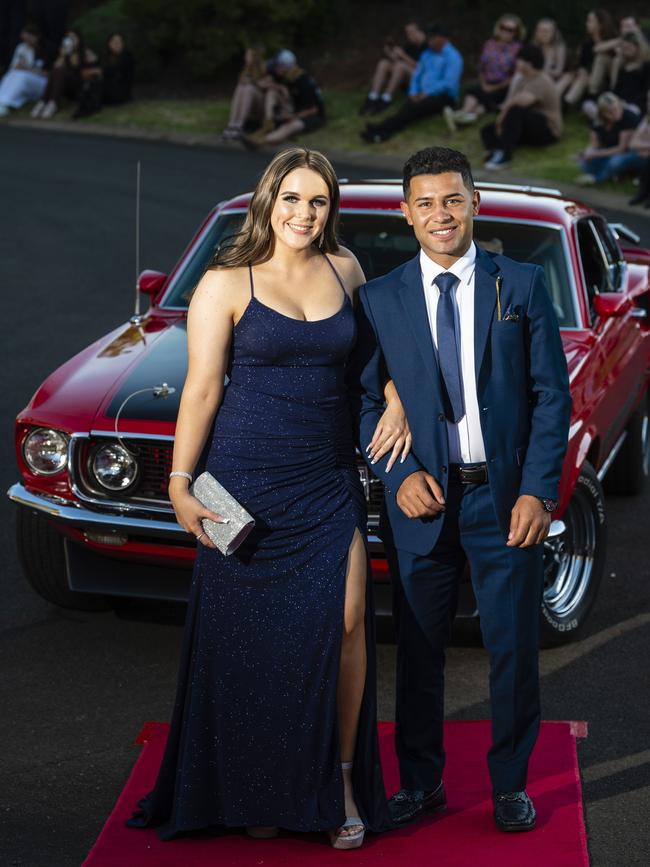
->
<box><xmin>121</xmin><ymin>0</ymin><xmax>330</xmax><ymax>78</ymax></box>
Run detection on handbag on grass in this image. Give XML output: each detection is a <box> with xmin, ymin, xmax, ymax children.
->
<box><xmin>189</xmin><ymin>471</ymin><xmax>255</xmax><ymax>555</ymax></box>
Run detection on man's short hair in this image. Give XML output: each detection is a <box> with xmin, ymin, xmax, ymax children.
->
<box><xmin>402</xmin><ymin>146</ymin><xmax>474</xmax><ymax>198</ymax></box>
<box><xmin>517</xmin><ymin>43</ymin><xmax>544</xmax><ymax>70</ymax></box>
<box><xmin>426</xmin><ymin>23</ymin><xmax>450</xmax><ymax>39</ymax></box>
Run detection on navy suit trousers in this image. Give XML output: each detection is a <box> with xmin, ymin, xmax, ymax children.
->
<box><xmin>386</xmin><ymin>479</ymin><xmax>544</xmax><ymax>793</ymax></box>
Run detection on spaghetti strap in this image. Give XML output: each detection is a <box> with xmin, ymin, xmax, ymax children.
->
<box><xmin>248</xmin><ymin>263</ymin><xmax>254</xmax><ymax>298</ymax></box>
<box><xmin>323</xmin><ymin>253</ymin><xmax>347</xmax><ymax>299</ymax></box>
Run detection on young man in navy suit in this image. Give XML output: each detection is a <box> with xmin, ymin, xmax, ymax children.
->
<box><xmin>352</xmin><ymin>147</ymin><xmax>571</xmax><ymax>832</ymax></box>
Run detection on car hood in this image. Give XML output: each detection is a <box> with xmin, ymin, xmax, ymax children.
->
<box><xmin>21</xmin><ymin>315</ymin><xmax>588</xmax><ymax>437</ymax></box>
<box><xmin>18</xmin><ymin>314</ymin><xmax>186</xmax><ymax>435</ymax></box>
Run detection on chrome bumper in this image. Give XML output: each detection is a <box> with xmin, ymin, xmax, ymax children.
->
<box><xmin>7</xmin><ymin>482</ymin><xmax>384</xmax><ymax>547</ymax></box>
<box><xmin>7</xmin><ymin>482</ymin><xmax>188</xmax><ymax>541</ymax></box>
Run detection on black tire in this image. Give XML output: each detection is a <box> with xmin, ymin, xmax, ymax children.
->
<box><xmin>540</xmin><ymin>461</ymin><xmax>606</xmax><ymax>647</ymax></box>
<box><xmin>603</xmin><ymin>391</ymin><xmax>650</xmax><ymax>496</ymax></box>
<box><xmin>16</xmin><ymin>506</ymin><xmax>111</xmax><ymax>611</ymax></box>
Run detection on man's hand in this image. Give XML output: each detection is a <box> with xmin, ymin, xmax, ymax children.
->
<box><xmin>396</xmin><ymin>471</ymin><xmax>446</xmax><ymax>519</ymax></box>
<box><xmin>507</xmin><ymin>495</ymin><xmax>550</xmax><ymax>547</ymax></box>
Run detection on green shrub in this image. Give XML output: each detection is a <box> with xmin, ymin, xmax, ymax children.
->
<box><xmin>72</xmin><ymin>0</ymin><xmax>165</xmax><ymax>79</ymax></box>
<box><xmin>72</xmin><ymin>0</ymin><xmax>130</xmax><ymax>53</ymax></box>
<box><xmin>122</xmin><ymin>0</ymin><xmax>330</xmax><ymax>78</ymax></box>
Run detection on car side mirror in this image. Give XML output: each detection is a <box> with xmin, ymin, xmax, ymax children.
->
<box><xmin>592</xmin><ymin>292</ymin><xmax>632</xmax><ymax>319</ymax></box>
<box><xmin>137</xmin><ymin>270</ymin><xmax>168</xmax><ymax>296</ymax></box>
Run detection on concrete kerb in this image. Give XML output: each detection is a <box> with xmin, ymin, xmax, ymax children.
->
<box><xmin>5</xmin><ymin>116</ymin><xmax>644</xmax><ymax>217</ymax></box>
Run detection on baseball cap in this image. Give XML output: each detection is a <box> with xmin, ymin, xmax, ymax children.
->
<box><xmin>274</xmin><ymin>49</ymin><xmax>297</xmax><ymax>68</ymax></box>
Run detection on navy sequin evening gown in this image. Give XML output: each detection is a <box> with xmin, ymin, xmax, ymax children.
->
<box><xmin>126</xmin><ymin>257</ymin><xmax>391</xmax><ymax>839</ymax></box>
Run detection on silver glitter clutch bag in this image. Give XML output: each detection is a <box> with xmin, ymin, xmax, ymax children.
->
<box><xmin>189</xmin><ymin>471</ymin><xmax>255</xmax><ymax>556</ymax></box>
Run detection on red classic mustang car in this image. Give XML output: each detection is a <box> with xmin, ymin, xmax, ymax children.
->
<box><xmin>8</xmin><ymin>181</ymin><xmax>650</xmax><ymax>645</ymax></box>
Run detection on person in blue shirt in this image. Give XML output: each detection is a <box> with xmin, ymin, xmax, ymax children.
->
<box><xmin>361</xmin><ymin>24</ymin><xmax>463</xmax><ymax>143</ymax></box>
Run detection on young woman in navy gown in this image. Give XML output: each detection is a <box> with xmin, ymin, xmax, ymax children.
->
<box><xmin>127</xmin><ymin>147</ymin><xmax>410</xmax><ymax>848</ymax></box>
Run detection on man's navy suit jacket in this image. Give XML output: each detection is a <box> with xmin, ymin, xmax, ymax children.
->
<box><xmin>350</xmin><ymin>245</ymin><xmax>572</xmax><ymax>556</ymax></box>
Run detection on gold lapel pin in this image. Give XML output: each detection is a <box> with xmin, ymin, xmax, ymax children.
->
<box><xmin>496</xmin><ymin>275</ymin><xmax>503</xmax><ymax>321</ymax></box>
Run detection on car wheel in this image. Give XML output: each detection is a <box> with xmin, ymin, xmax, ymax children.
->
<box><xmin>540</xmin><ymin>461</ymin><xmax>606</xmax><ymax>647</ymax></box>
<box><xmin>603</xmin><ymin>391</ymin><xmax>649</xmax><ymax>496</ymax></box>
<box><xmin>16</xmin><ymin>506</ymin><xmax>111</xmax><ymax>611</ymax></box>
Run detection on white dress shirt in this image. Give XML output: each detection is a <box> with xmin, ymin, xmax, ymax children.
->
<box><xmin>420</xmin><ymin>242</ymin><xmax>487</xmax><ymax>464</ymax></box>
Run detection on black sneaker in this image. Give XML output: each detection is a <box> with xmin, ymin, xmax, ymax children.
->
<box><xmin>368</xmin><ymin>98</ymin><xmax>391</xmax><ymax>115</ymax></box>
<box><xmin>359</xmin><ymin>97</ymin><xmax>379</xmax><ymax>116</ymax></box>
<box><xmin>493</xmin><ymin>790</ymin><xmax>536</xmax><ymax>832</ymax></box>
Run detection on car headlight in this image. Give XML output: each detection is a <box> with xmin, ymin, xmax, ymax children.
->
<box><xmin>91</xmin><ymin>443</ymin><xmax>138</xmax><ymax>491</ymax></box>
<box><xmin>23</xmin><ymin>428</ymin><xmax>69</xmax><ymax>475</ymax></box>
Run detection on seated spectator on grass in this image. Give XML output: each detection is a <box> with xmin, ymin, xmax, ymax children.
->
<box><xmin>359</xmin><ymin>21</ymin><xmax>426</xmax><ymax>116</ymax></box>
<box><xmin>618</xmin><ymin>15</ymin><xmax>650</xmax><ymax>56</ymax></box>
<box><xmin>31</xmin><ymin>29</ymin><xmax>97</xmax><ymax>119</ymax></box>
<box><xmin>100</xmin><ymin>33</ymin><xmax>134</xmax><ymax>105</ymax></box>
<box><xmin>561</xmin><ymin>9</ymin><xmax>617</xmax><ymax>108</ymax></box>
<box><xmin>73</xmin><ymin>32</ymin><xmax>134</xmax><ymax>119</ymax></box>
<box><xmin>576</xmin><ymin>91</ymin><xmax>641</xmax><ymax>183</ymax></box>
<box><xmin>608</xmin><ymin>33</ymin><xmax>650</xmax><ymax>112</ymax></box>
<box><xmin>532</xmin><ymin>18</ymin><xmax>567</xmax><ymax>83</ymax></box>
<box><xmin>443</xmin><ymin>13</ymin><xmax>523</xmax><ymax>131</ymax></box>
<box><xmin>242</xmin><ymin>50</ymin><xmax>324</xmax><ymax>148</ymax></box>
<box><xmin>0</xmin><ymin>25</ymin><xmax>46</xmax><ymax>116</ymax></box>
<box><xmin>481</xmin><ymin>44</ymin><xmax>562</xmax><ymax>170</ymax></box>
<box><xmin>581</xmin><ymin>33</ymin><xmax>650</xmax><ymax>120</ymax></box>
<box><xmin>361</xmin><ymin>24</ymin><xmax>462</xmax><ymax>144</ymax></box>
<box><xmin>221</xmin><ymin>45</ymin><xmax>269</xmax><ymax>140</ymax></box>
<box><xmin>628</xmin><ymin>90</ymin><xmax>650</xmax><ymax>205</ymax></box>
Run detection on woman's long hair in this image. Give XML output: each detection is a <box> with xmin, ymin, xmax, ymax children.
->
<box><xmin>241</xmin><ymin>44</ymin><xmax>266</xmax><ymax>82</ymax></box>
<box><xmin>212</xmin><ymin>147</ymin><xmax>340</xmax><ymax>269</ymax></box>
<box><xmin>532</xmin><ymin>18</ymin><xmax>565</xmax><ymax>49</ymax></box>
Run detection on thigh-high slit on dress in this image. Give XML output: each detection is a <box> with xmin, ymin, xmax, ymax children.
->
<box><xmin>126</xmin><ymin>257</ymin><xmax>392</xmax><ymax>839</ymax></box>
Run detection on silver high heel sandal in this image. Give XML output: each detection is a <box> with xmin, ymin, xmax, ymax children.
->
<box><xmin>329</xmin><ymin>761</ymin><xmax>365</xmax><ymax>850</ymax></box>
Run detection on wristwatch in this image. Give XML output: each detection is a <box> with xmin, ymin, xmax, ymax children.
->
<box><xmin>537</xmin><ymin>497</ymin><xmax>558</xmax><ymax>513</ymax></box>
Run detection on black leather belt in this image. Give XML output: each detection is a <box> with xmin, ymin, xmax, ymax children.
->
<box><xmin>449</xmin><ymin>463</ymin><xmax>488</xmax><ymax>484</ymax></box>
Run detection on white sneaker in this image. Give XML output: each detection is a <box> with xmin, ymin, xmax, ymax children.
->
<box><xmin>0</xmin><ymin>104</ymin><xmax>9</xmax><ymax>117</ymax></box>
<box><xmin>41</xmin><ymin>100</ymin><xmax>58</xmax><ymax>119</ymax></box>
<box><xmin>30</xmin><ymin>100</ymin><xmax>45</xmax><ymax>118</ymax></box>
<box><xmin>484</xmin><ymin>150</ymin><xmax>510</xmax><ymax>170</ymax></box>
<box><xmin>455</xmin><ymin>111</ymin><xmax>478</xmax><ymax>126</ymax></box>
<box><xmin>575</xmin><ymin>173</ymin><xmax>596</xmax><ymax>185</ymax></box>
<box><xmin>443</xmin><ymin>105</ymin><xmax>457</xmax><ymax>132</ymax></box>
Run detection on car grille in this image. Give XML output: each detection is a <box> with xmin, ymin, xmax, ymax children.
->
<box><xmin>73</xmin><ymin>436</ymin><xmax>174</xmax><ymax>506</ymax></box>
<box><xmin>72</xmin><ymin>437</ymin><xmax>385</xmax><ymax>523</ymax></box>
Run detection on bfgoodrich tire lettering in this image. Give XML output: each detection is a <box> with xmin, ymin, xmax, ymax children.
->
<box><xmin>16</xmin><ymin>506</ymin><xmax>110</xmax><ymax>611</ymax></box>
<box><xmin>540</xmin><ymin>461</ymin><xmax>606</xmax><ymax>647</ymax></box>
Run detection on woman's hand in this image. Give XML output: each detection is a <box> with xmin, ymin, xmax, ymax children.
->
<box><xmin>169</xmin><ymin>481</ymin><xmax>228</xmax><ymax>549</ymax></box>
<box><xmin>367</xmin><ymin>399</ymin><xmax>412</xmax><ymax>472</ymax></box>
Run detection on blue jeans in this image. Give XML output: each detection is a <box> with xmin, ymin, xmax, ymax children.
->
<box><xmin>580</xmin><ymin>151</ymin><xmax>647</xmax><ymax>182</ymax></box>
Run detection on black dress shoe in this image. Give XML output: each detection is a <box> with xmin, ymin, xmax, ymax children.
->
<box><xmin>493</xmin><ymin>790</ymin><xmax>536</xmax><ymax>832</ymax></box>
<box><xmin>388</xmin><ymin>783</ymin><xmax>447</xmax><ymax>826</ymax></box>
<box><xmin>629</xmin><ymin>191</ymin><xmax>649</xmax><ymax>206</ymax></box>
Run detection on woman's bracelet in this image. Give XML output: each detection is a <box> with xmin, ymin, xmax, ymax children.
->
<box><xmin>169</xmin><ymin>470</ymin><xmax>192</xmax><ymax>482</ymax></box>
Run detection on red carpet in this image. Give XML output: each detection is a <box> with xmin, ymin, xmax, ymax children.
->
<box><xmin>83</xmin><ymin>720</ymin><xmax>589</xmax><ymax>866</ymax></box>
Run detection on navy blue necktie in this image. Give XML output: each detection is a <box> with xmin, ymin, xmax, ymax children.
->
<box><xmin>434</xmin><ymin>272</ymin><xmax>465</xmax><ymax>423</ymax></box>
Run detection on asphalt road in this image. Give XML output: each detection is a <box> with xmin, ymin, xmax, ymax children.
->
<box><xmin>0</xmin><ymin>126</ymin><xmax>649</xmax><ymax>867</ymax></box>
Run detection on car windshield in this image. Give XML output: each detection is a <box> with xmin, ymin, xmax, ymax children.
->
<box><xmin>161</xmin><ymin>210</ymin><xmax>576</xmax><ymax>327</ymax></box>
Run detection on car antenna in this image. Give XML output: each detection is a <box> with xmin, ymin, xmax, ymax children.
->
<box><xmin>130</xmin><ymin>160</ymin><xmax>145</xmax><ymax>325</ymax></box>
